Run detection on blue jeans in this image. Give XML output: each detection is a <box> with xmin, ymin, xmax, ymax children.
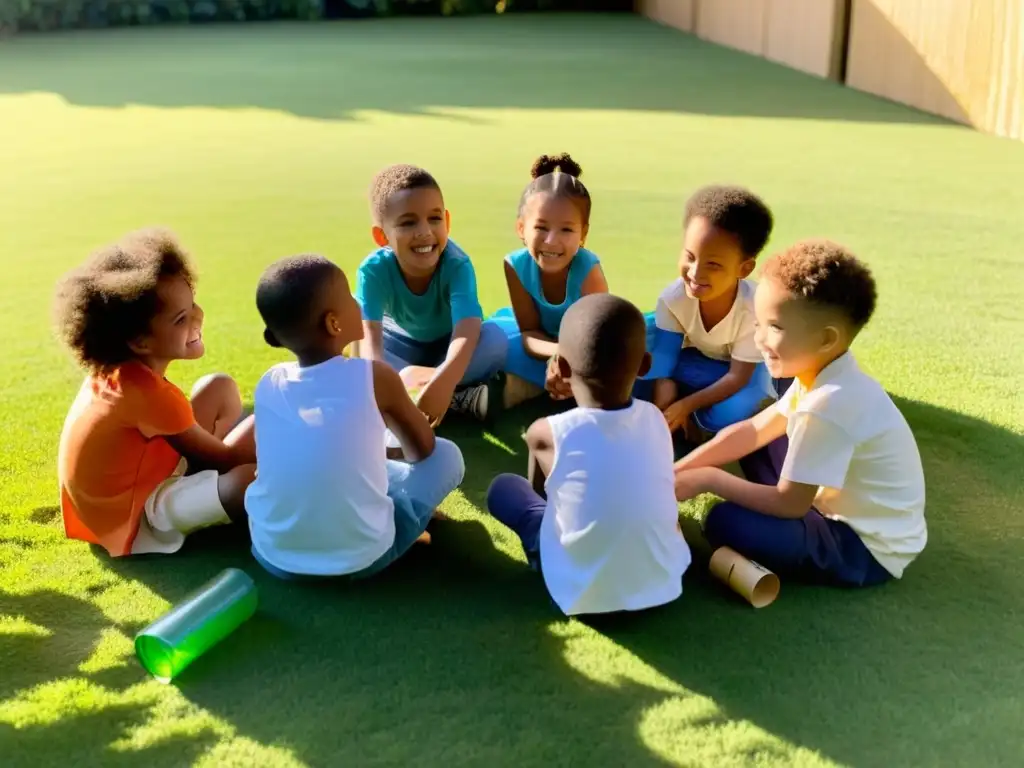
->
<box><xmin>382</xmin><ymin>316</ymin><xmax>507</xmax><ymax>386</ymax></box>
<box><xmin>704</xmin><ymin>437</ymin><xmax>892</xmax><ymax>587</ymax></box>
<box><xmin>486</xmin><ymin>474</ymin><xmax>545</xmax><ymax>571</ymax></box>
<box><xmin>488</xmin><ymin>307</ymin><xmax>549</xmax><ymax>388</ymax></box>
<box><xmin>252</xmin><ymin>439</ymin><xmax>466</xmax><ymax>580</ymax></box>
<box><xmin>638</xmin><ymin>313</ymin><xmax>775</xmax><ymax>433</ymax></box>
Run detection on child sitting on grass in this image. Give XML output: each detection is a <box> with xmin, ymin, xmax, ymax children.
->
<box><xmin>645</xmin><ymin>185</ymin><xmax>777</xmax><ymax>439</ymax></box>
<box><xmin>674</xmin><ymin>240</ymin><xmax>927</xmax><ymax>586</ymax></box>
<box><xmin>246</xmin><ymin>255</ymin><xmax>465</xmax><ymax>580</ymax></box>
<box><xmin>54</xmin><ymin>228</ymin><xmax>256</xmax><ymax>557</ymax></box>
<box><xmin>491</xmin><ymin>153</ymin><xmax>608</xmax><ymax>407</ymax></box>
<box><xmin>356</xmin><ymin>163</ymin><xmax>507</xmax><ymax>426</ymax></box>
<box><xmin>486</xmin><ymin>293</ymin><xmax>691</xmax><ymax>616</ymax></box>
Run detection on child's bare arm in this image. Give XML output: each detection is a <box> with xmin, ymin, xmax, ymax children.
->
<box><xmin>676</xmin><ymin>467</ymin><xmax>818</xmax><ymax>519</ymax></box>
<box><xmin>166</xmin><ymin>422</ymin><xmax>253</xmax><ymax>473</ymax></box>
<box><xmin>578</xmin><ymin>263</ymin><xmax>609</xmax><ymax>297</ymax></box>
<box><xmin>505</xmin><ymin>261</ymin><xmax>558</xmax><ymax>360</ymax></box>
<box><xmin>525</xmin><ymin>418</ymin><xmax>555</xmax><ymax>496</ymax></box>
<box><xmin>373</xmin><ymin>360</ymin><xmax>434</xmax><ymax>462</ymax></box>
<box><xmin>674</xmin><ymin>405</ymin><xmax>787</xmax><ymax>472</ymax></box>
<box><xmin>360</xmin><ymin>320</ymin><xmax>385</xmax><ymax>362</ymax></box>
<box><xmin>415</xmin><ymin>318</ymin><xmax>481</xmax><ymax>425</ymax></box>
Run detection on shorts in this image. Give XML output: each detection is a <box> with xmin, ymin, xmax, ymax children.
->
<box><xmin>131</xmin><ymin>460</ymin><xmax>230</xmax><ymax>555</ymax></box>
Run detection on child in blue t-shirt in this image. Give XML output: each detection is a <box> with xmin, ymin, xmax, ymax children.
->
<box><xmin>356</xmin><ymin>164</ymin><xmax>507</xmax><ymax>425</ymax></box>
<box><xmin>491</xmin><ymin>153</ymin><xmax>608</xmax><ymax>407</ymax></box>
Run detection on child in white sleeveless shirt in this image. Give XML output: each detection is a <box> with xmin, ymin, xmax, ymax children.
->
<box><xmin>246</xmin><ymin>255</ymin><xmax>465</xmax><ymax>579</ymax></box>
<box><xmin>486</xmin><ymin>294</ymin><xmax>691</xmax><ymax>616</ymax></box>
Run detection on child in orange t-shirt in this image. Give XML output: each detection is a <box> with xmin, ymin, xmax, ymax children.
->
<box><xmin>54</xmin><ymin>228</ymin><xmax>256</xmax><ymax>556</ymax></box>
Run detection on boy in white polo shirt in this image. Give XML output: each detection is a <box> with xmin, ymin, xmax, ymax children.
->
<box><xmin>644</xmin><ymin>185</ymin><xmax>778</xmax><ymax>438</ymax></box>
<box><xmin>674</xmin><ymin>240</ymin><xmax>926</xmax><ymax>586</ymax></box>
<box><xmin>486</xmin><ymin>293</ymin><xmax>691</xmax><ymax>616</ymax></box>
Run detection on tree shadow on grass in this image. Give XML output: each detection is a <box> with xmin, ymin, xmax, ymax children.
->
<box><xmin>592</xmin><ymin>396</ymin><xmax>1024</xmax><ymax>767</ymax></box>
<box><xmin>20</xmin><ymin>395</ymin><xmax>1022</xmax><ymax>766</ymax></box>
<box><xmin>0</xmin><ymin>587</ymin><xmax>218</xmax><ymax>766</ymax></box>
<box><xmin>0</xmin><ymin>15</ymin><xmax>956</xmax><ymax>127</ymax></box>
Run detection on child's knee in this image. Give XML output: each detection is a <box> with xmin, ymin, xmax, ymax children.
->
<box><xmin>485</xmin><ymin>473</ymin><xmax>518</xmax><ymax>512</ymax></box>
<box><xmin>703</xmin><ymin>502</ymin><xmax>739</xmax><ymax>547</ymax></box>
<box><xmin>191</xmin><ymin>372</ymin><xmax>241</xmax><ymax>407</ymax></box>
<box><xmin>478</xmin><ymin>321</ymin><xmax>509</xmax><ymax>367</ymax></box>
<box><xmin>431</xmin><ymin>438</ymin><xmax>466</xmax><ymax>487</ymax></box>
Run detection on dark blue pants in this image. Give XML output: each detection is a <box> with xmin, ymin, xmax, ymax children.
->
<box><xmin>486</xmin><ymin>474</ymin><xmax>544</xmax><ymax>571</ymax></box>
<box><xmin>705</xmin><ymin>436</ymin><xmax>892</xmax><ymax>587</ymax></box>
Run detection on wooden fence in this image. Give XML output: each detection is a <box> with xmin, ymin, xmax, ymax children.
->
<box><xmin>638</xmin><ymin>0</ymin><xmax>1024</xmax><ymax>141</ymax></box>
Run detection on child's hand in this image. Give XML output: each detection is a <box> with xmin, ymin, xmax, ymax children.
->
<box><xmin>663</xmin><ymin>399</ymin><xmax>697</xmax><ymax>440</ymax></box>
<box><xmin>544</xmin><ymin>356</ymin><xmax>572</xmax><ymax>400</ymax></box>
<box><xmin>674</xmin><ymin>467</ymin><xmax>709</xmax><ymax>501</ymax></box>
<box><xmin>415</xmin><ymin>379</ymin><xmax>453</xmax><ymax>428</ymax></box>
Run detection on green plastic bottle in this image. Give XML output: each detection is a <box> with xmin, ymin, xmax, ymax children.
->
<box><xmin>135</xmin><ymin>567</ymin><xmax>258</xmax><ymax>683</ymax></box>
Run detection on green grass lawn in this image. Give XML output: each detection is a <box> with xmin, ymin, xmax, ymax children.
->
<box><xmin>1</xmin><ymin>13</ymin><xmax>1023</xmax><ymax>767</ymax></box>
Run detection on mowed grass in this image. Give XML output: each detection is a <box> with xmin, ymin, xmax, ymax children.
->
<box><xmin>1</xmin><ymin>14</ymin><xmax>1023</xmax><ymax>767</ymax></box>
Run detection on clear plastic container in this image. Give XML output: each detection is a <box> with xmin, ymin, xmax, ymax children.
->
<box><xmin>135</xmin><ymin>567</ymin><xmax>258</xmax><ymax>683</ymax></box>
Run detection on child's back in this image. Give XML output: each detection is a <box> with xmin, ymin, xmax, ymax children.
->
<box><xmin>247</xmin><ymin>254</ymin><xmax>465</xmax><ymax>581</ymax></box>
<box><xmin>246</xmin><ymin>356</ymin><xmax>394</xmax><ymax>574</ymax></box>
<box><xmin>541</xmin><ymin>398</ymin><xmax>690</xmax><ymax>614</ymax></box>
<box><xmin>487</xmin><ymin>292</ymin><xmax>690</xmax><ymax>616</ymax></box>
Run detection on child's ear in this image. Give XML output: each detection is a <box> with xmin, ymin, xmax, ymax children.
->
<box><xmin>819</xmin><ymin>324</ymin><xmax>843</xmax><ymax>355</ymax></box>
<box><xmin>739</xmin><ymin>258</ymin><xmax>756</xmax><ymax>279</ymax></box>
<box><xmin>557</xmin><ymin>355</ymin><xmax>572</xmax><ymax>379</ymax></box>
<box><xmin>324</xmin><ymin>311</ymin><xmax>342</xmax><ymax>337</ymax></box>
<box><xmin>580</xmin><ymin>223</ymin><xmax>589</xmax><ymax>247</ymax></box>
<box><xmin>445</xmin><ymin>209</ymin><xmax>452</xmax><ymax>235</ymax></box>
<box><xmin>127</xmin><ymin>335</ymin><xmax>151</xmax><ymax>356</ymax></box>
<box><xmin>637</xmin><ymin>351</ymin><xmax>652</xmax><ymax>379</ymax></box>
<box><xmin>263</xmin><ymin>328</ymin><xmax>282</xmax><ymax>348</ymax></box>
<box><xmin>515</xmin><ymin>217</ymin><xmax>525</xmax><ymax>242</ymax></box>
<box><xmin>372</xmin><ymin>226</ymin><xmax>389</xmax><ymax>248</ymax></box>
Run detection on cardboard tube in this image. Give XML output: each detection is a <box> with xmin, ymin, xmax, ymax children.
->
<box><xmin>709</xmin><ymin>547</ymin><xmax>780</xmax><ymax>608</ymax></box>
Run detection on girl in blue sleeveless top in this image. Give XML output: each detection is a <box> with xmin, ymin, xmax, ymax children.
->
<box><xmin>490</xmin><ymin>153</ymin><xmax>608</xmax><ymax>406</ymax></box>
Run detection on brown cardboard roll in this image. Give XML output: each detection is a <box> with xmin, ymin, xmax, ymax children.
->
<box><xmin>709</xmin><ymin>546</ymin><xmax>780</xmax><ymax>608</ymax></box>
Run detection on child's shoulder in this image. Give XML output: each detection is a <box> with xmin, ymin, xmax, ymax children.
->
<box><xmin>114</xmin><ymin>362</ymin><xmax>185</xmax><ymax>404</ymax></box>
<box><xmin>574</xmin><ymin>247</ymin><xmax>601</xmax><ymax>269</ymax></box>
<box><xmin>658</xmin><ymin>277</ymin><xmax>688</xmax><ymax>303</ymax></box>
<box><xmin>359</xmin><ymin>246</ymin><xmax>395</xmax><ymax>272</ymax></box>
<box><xmin>737</xmin><ymin>278</ymin><xmax>758</xmax><ymax>304</ymax></box>
<box><xmin>504</xmin><ymin>246</ymin><xmax>530</xmax><ymax>265</ymax></box>
<box><xmin>795</xmin><ymin>355</ymin><xmax>895</xmax><ymax>432</ymax></box>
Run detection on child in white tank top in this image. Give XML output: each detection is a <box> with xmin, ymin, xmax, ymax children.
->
<box><xmin>245</xmin><ymin>255</ymin><xmax>465</xmax><ymax>579</ymax></box>
<box><xmin>486</xmin><ymin>294</ymin><xmax>691</xmax><ymax>616</ymax></box>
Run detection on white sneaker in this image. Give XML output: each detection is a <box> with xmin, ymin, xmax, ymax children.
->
<box><xmin>450</xmin><ymin>383</ymin><xmax>488</xmax><ymax>421</ymax></box>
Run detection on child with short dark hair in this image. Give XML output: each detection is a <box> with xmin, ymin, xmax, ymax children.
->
<box><xmin>54</xmin><ymin>228</ymin><xmax>255</xmax><ymax>557</ymax></box>
<box><xmin>356</xmin><ymin>164</ymin><xmax>507</xmax><ymax>425</ymax></box>
<box><xmin>246</xmin><ymin>254</ymin><xmax>465</xmax><ymax>580</ymax></box>
<box><xmin>487</xmin><ymin>293</ymin><xmax>691</xmax><ymax>616</ymax></box>
<box><xmin>645</xmin><ymin>185</ymin><xmax>777</xmax><ymax>438</ymax></box>
<box><xmin>674</xmin><ymin>240</ymin><xmax>927</xmax><ymax>587</ymax></box>
<box><xmin>491</xmin><ymin>153</ymin><xmax>609</xmax><ymax>407</ymax></box>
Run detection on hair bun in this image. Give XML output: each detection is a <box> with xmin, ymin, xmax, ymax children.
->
<box><xmin>530</xmin><ymin>152</ymin><xmax>583</xmax><ymax>180</ymax></box>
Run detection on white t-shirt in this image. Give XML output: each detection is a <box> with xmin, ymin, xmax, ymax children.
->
<box><xmin>539</xmin><ymin>400</ymin><xmax>692</xmax><ymax>615</ymax></box>
<box><xmin>776</xmin><ymin>353</ymin><xmax>927</xmax><ymax>577</ymax></box>
<box><xmin>654</xmin><ymin>278</ymin><xmax>761</xmax><ymax>363</ymax></box>
<box><xmin>245</xmin><ymin>356</ymin><xmax>395</xmax><ymax>576</ymax></box>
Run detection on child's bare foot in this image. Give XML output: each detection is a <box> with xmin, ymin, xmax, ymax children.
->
<box><xmin>416</xmin><ymin>531</ymin><xmax>432</xmax><ymax>545</ymax></box>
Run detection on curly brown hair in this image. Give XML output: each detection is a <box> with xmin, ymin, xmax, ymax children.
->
<box><xmin>763</xmin><ymin>239</ymin><xmax>877</xmax><ymax>330</ymax></box>
<box><xmin>518</xmin><ymin>152</ymin><xmax>592</xmax><ymax>227</ymax></box>
<box><xmin>685</xmin><ymin>185</ymin><xmax>773</xmax><ymax>259</ymax></box>
<box><xmin>53</xmin><ymin>228</ymin><xmax>196</xmax><ymax>373</ymax></box>
<box><xmin>368</xmin><ymin>164</ymin><xmax>442</xmax><ymax>226</ymax></box>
